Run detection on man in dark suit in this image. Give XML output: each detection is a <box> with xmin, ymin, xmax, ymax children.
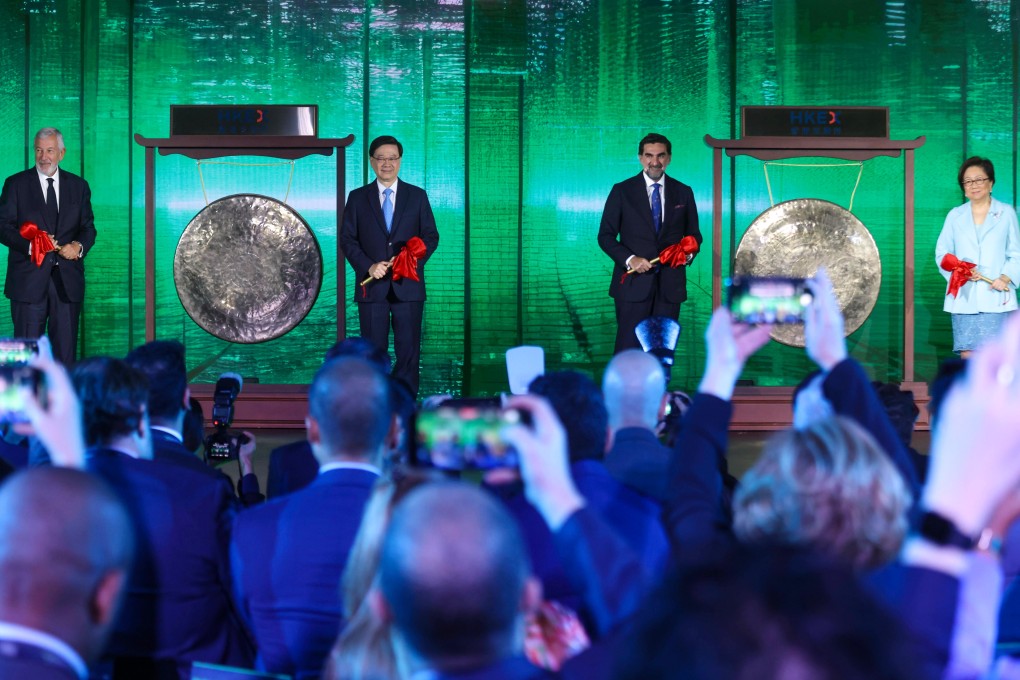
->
<box><xmin>0</xmin><ymin>467</ymin><xmax>133</xmax><ymax>680</ymax></box>
<box><xmin>73</xmin><ymin>357</ymin><xmax>255</xmax><ymax>678</ymax></box>
<box><xmin>377</xmin><ymin>482</ymin><xmax>551</xmax><ymax>680</ymax></box>
<box><xmin>339</xmin><ymin>135</ymin><xmax>440</xmax><ymax>396</ymax></box>
<box><xmin>597</xmin><ymin>132</ymin><xmax>702</xmax><ymax>354</ymax></box>
<box><xmin>231</xmin><ymin>356</ymin><xmax>390</xmax><ymax>678</ymax></box>
<box><xmin>125</xmin><ymin>340</ymin><xmax>263</xmax><ymax>506</ymax></box>
<box><xmin>0</xmin><ymin>127</ymin><xmax>97</xmax><ymax>365</ymax></box>
<box><xmin>601</xmin><ymin>350</ymin><xmax>672</xmax><ymax>502</ymax></box>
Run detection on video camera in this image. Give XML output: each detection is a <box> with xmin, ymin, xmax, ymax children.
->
<box><xmin>203</xmin><ymin>373</ymin><xmax>250</xmax><ymax>462</ymax></box>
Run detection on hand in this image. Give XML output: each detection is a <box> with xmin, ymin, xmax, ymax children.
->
<box><xmin>698</xmin><ymin>307</ymin><xmax>772</xmax><ymax>400</ymax></box>
<box><xmin>923</xmin><ymin>311</ymin><xmax>1020</xmax><ymax>535</ymax></box>
<box><xmin>57</xmin><ymin>243</ymin><xmax>79</xmax><ymax>260</ymax></box>
<box><xmin>627</xmin><ymin>256</ymin><xmax>653</xmax><ymax>274</ymax></box>
<box><xmin>992</xmin><ymin>276</ymin><xmax>1011</xmax><ymax>292</ymax></box>
<box><xmin>501</xmin><ymin>395</ymin><xmax>585</xmax><ymax>531</ymax></box>
<box><xmin>238</xmin><ymin>431</ymin><xmax>257</xmax><ymax>476</ymax></box>
<box><xmin>971</xmin><ymin>270</ymin><xmax>985</xmax><ymax>282</ymax></box>
<box><xmin>17</xmin><ymin>339</ymin><xmax>86</xmax><ymax>468</ymax></box>
<box><xmin>804</xmin><ymin>268</ymin><xmax>848</xmax><ymax>371</ymax></box>
<box><xmin>369</xmin><ymin>260</ymin><xmax>393</xmax><ymax>279</ymax></box>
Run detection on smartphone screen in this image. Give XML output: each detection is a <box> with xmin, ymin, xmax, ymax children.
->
<box><xmin>0</xmin><ymin>339</ymin><xmax>42</xmax><ymax>424</ymax></box>
<box><xmin>727</xmin><ymin>276</ymin><xmax>813</xmax><ymax>324</ymax></box>
<box><xmin>413</xmin><ymin>403</ymin><xmax>523</xmax><ymax>471</ymax></box>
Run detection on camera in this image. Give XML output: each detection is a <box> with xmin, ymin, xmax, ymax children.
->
<box><xmin>203</xmin><ymin>373</ymin><xmax>249</xmax><ymax>462</ymax></box>
<box><xmin>726</xmin><ymin>276</ymin><xmax>813</xmax><ymax>324</ymax></box>
<box><xmin>0</xmin><ymin>338</ymin><xmax>44</xmax><ymax>425</ymax></box>
<box><xmin>412</xmin><ymin>398</ymin><xmax>530</xmax><ymax>471</ymax></box>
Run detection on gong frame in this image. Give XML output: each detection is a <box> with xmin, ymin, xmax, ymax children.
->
<box><xmin>134</xmin><ymin>133</ymin><xmax>355</xmax><ymax>346</ymax></box>
<box><xmin>704</xmin><ymin>132</ymin><xmax>929</xmax><ymax>427</ymax></box>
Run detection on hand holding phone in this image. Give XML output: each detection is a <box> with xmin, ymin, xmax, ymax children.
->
<box><xmin>0</xmin><ymin>338</ymin><xmax>44</xmax><ymax>425</ymax></box>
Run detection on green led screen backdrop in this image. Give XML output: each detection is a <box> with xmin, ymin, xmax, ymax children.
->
<box><xmin>1</xmin><ymin>1</ymin><xmax>1016</xmax><ymax>394</ymax></box>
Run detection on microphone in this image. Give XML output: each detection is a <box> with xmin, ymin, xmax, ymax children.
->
<box><xmin>211</xmin><ymin>372</ymin><xmax>243</xmax><ymax>428</ymax></box>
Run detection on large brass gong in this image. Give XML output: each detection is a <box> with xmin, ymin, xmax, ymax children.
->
<box><xmin>733</xmin><ymin>199</ymin><xmax>880</xmax><ymax>347</ymax></box>
<box><xmin>174</xmin><ymin>194</ymin><xmax>323</xmax><ymax>343</ymax></box>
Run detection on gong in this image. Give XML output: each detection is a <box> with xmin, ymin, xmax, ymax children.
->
<box><xmin>174</xmin><ymin>194</ymin><xmax>323</xmax><ymax>343</ymax></box>
<box><xmin>733</xmin><ymin>198</ymin><xmax>880</xmax><ymax>347</ymax></box>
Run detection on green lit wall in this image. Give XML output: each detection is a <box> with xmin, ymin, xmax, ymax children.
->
<box><xmin>1</xmin><ymin>1</ymin><xmax>1016</xmax><ymax>394</ymax></box>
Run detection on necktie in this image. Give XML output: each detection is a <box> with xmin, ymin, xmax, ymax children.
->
<box><xmin>651</xmin><ymin>183</ymin><xmax>661</xmax><ymax>233</ymax></box>
<box><xmin>383</xmin><ymin>188</ymin><xmax>394</xmax><ymax>232</ymax></box>
<box><xmin>46</xmin><ymin>177</ymin><xmax>58</xmax><ymax>231</ymax></box>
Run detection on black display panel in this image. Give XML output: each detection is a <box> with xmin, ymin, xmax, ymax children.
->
<box><xmin>170</xmin><ymin>105</ymin><xmax>318</xmax><ymax>136</ymax></box>
<box><xmin>742</xmin><ymin>106</ymin><xmax>889</xmax><ymax>138</ymax></box>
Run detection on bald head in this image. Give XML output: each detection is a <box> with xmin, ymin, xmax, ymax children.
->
<box><xmin>378</xmin><ymin>483</ymin><xmax>531</xmax><ymax>668</ymax></box>
<box><xmin>0</xmin><ymin>467</ymin><xmax>134</xmax><ymax>661</ymax></box>
<box><xmin>603</xmin><ymin>350</ymin><xmax>666</xmax><ymax>431</ymax></box>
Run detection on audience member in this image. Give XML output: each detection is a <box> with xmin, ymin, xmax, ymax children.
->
<box><xmin>0</xmin><ymin>467</ymin><xmax>134</xmax><ymax>680</ymax></box>
<box><xmin>125</xmin><ymin>340</ymin><xmax>263</xmax><ymax>506</ymax></box>
<box><xmin>490</xmin><ymin>370</ymin><xmax>669</xmax><ymax>633</ymax></box>
<box><xmin>374</xmin><ymin>482</ymin><xmax>548</xmax><ymax>679</ymax></box>
<box><xmin>324</xmin><ymin>469</ymin><xmax>437</xmax><ymax>680</ymax></box>
<box><xmin>872</xmin><ymin>380</ymin><xmax>926</xmax><ymax>485</ymax></box>
<box><xmin>73</xmin><ymin>356</ymin><xmax>254</xmax><ymax>678</ymax></box>
<box><xmin>601</xmin><ymin>350</ymin><xmax>671</xmax><ymax>501</ymax></box>
<box><xmin>267</xmin><ymin>337</ymin><xmax>393</xmax><ymax>498</ymax></box>
<box><xmin>733</xmin><ymin>415</ymin><xmax>910</xmax><ymax>570</ymax></box>
<box><xmin>231</xmin><ymin>356</ymin><xmax>392</xmax><ymax>678</ymax></box>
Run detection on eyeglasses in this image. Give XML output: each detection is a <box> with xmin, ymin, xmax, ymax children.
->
<box><xmin>372</xmin><ymin>156</ymin><xmax>401</xmax><ymax>163</ymax></box>
<box><xmin>963</xmin><ymin>177</ymin><xmax>990</xmax><ymax>187</ymax></box>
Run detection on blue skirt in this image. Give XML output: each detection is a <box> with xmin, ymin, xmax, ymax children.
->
<box><xmin>951</xmin><ymin>312</ymin><xmax>1009</xmax><ymax>353</ymax></box>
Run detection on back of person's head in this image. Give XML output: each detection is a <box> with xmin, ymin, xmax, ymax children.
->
<box><xmin>733</xmin><ymin>415</ymin><xmax>909</xmax><ymax>570</ymax></box>
<box><xmin>125</xmin><ymin>340</ymin><xmax>187</xmax><ymax>424</ymax></box>
<box><xmin>181</xmin><ymin>397</ymin><xmax>205</xmax><ymax>453</ymax></box>
<box><xmin>528</xmin><ymin>371</ymin><xmax>608</xmax><ymax>461</ymax></box>
<box><xmin>602</xmin><ymin>349</ymin><xmax>666</xmax><ymax>431</ymax></box>
<box><xmin>0</xmin><ymin>467</ymin><xmax>134</xmax><ymax>662</ymax></box>
<box><xmin>386</xmin><ymin>376</ymin><xmax>417</xmax><ymax>468</ymax></box>
<box><xmin>377</xmin><ymin>482</ymin><xmax>532</xmax><ymax>670</ymax></box>
<box><xmin>324</xmin><ymin>336</ymin><xmax>392</xmax><ymax>375</ymax></box>
<box><xmin>615</xmin><ymin>543</ymin><xmax>917</xmax><ymax>680</ymax></box>
<box><xmin>73</xmin><ymin>356</ymin><xmax>150</xmax><ymax>448</ymax></box>
<box><xmin>928</xmin><ymin>357</ymin><xmax>968</xmax><ymax>431</ymax></box>
<box><xmin>308</xmin><ymin>356</ymin><xmax>391</xmax><ymax>464</ymax></box>
<box><xmin>871</xmin><ymin>381</ymin><xmax>919</xmax><ymax>449</ymax></box>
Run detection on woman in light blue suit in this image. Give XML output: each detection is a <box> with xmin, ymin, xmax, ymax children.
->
<box><xmin>935</xmin><ymin>157</ymin><xmax>1020</xmax><ymax>357</ymax></box>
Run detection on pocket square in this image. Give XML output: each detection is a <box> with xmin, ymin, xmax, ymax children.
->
<box><xmin>673</xmin><ymin>203</ymin><xmax>684</xmax><ymax>209</ymax></box>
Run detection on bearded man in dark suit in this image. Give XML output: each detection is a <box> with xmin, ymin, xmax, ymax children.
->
<box><xmin>339</xmin><ymin>135</ymin><xmax>439</xmax><ymax>396</ymax></box>
<box><xmin>0</xmin><ymin>127</ymin><xmax>97</xmax><ymax>365</ymax></box>
<box><xmin>597</xmin><ymin>132</ymin><xmax>702</xmax><ymax>354</ymax></box>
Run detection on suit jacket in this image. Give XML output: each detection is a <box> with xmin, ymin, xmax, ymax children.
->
<box><xmin>423</xmin><ymin>656</ymin><xmax>556</xmax><ymax>680</ymax></box>
<box><xmin>266</xmin><ymin>439</ymin><xmax>318</xmax><ymax>499</ymax></box>
<box><xmin>86</xmin><ymin>448</ymin><xmax>255</xmax><ymax>678</ymax></box>
<box><xmin>151</xmin><ymin>428</ymin><xmax>264</xmax><ymax>507</ymax></box>
<box><xmin>230</xmin><ymin>467</ymin><xmax>378</xmax><ymax>678</ymax></box>
<box><xmin>604</xmin><ymin>427</ymin><xmax>672</xmax><ymax>502</ymax></box>
<box><xmin>0</xmin><ymin>167</ymin><xmax>97</xmax><ymax>303</ymax></box>
<box><xmin>339</xmin><ymin>180</ymin><xmax>439</xmax><ymax>303</ymax></box>
<box><xmin>597</xmin><ymin>173</ymin><xmax>701</xmax><ymax>304</ymax></box>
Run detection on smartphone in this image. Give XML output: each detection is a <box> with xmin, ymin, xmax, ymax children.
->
<box><xmin>0</xmin><ymin>338</ymin><xmax>44</xmax><ymax>424</ymax></box>
<box><xmin>413</xmin><ymin>401</ymin><xmax>527</xmax><ymax>471</ymax></box>
<box><xmin>726</xmin><ymin>276</ymin><xmax>813</xmax><ymax>324</ymax></box>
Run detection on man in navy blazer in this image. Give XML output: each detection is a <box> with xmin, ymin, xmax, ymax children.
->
<box><xmin>73</xmin><ymin>357</ymin><xmax>255</xmax><ymax>678</ymax></box>
<box><xmin>0</xmin><ymin>467</ymin><xmax>133</xmax><ymax>680</ymax></box>
<box><xmin>597</xmin><ymin>133</ymin><xmax>701</xmax><ymax>354</ymax></box>
<box><xmin>339</xmin><ymin>135</ymin><xmax>439</xmax><ymax>396</ymax></box>
<box><xmin>231</xmin><ymin>356</ymin><xmax>390</xmax><ymax>678</ymax></box>
<box><xmin>0</xmin><ymin>128</ymin><xmax>97</xmax><ymax>365</ymax></box>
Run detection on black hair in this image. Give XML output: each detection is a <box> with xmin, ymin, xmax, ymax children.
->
<box><xmin>639</xmin><ymin>132</ymin><xmax>672</xmax><ymax>156</ymax></box>
<box><xmin>528</xmin><ymin>370</ymin><xmax>608</xmax><ymax>461</ymax></box>
<box><xmin>125</xmin><ymin>340</ymin><xmax>187</xmax><ymax>421</ymax></box>
<box><xmin>72</xmin><ymin>357</ymin><xmax>149</xmax><ymax>447</ymax></box>
<box><xmin>369</xmin><ymin>135</ymin><xmax>403</xmax><ymax>158</ymax></box>
<box><xmin>957</xmin><ymin>156</ymin><xmax>995</xmax><ymax>188</ymax></box>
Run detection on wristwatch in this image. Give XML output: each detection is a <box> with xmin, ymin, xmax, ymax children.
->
<box><xmin>917</xmin><ymin>511</ymin><xmax>976</xmax><ymax>550</ymax></box>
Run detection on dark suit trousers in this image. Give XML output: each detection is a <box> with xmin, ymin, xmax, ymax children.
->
<box><xmin>614</xmin><ymin>278</ymin><xmax>680</xmax><ymax>353</ymax></box>
<box><xmin>358</xmin><ymin>293</ymin><xmax>424</xmax><ymax>396</ymax></box>
<box><xmin>11</xmin><ymin>266</ymin><xmax>79</xmax><ymax>365</ymax></box>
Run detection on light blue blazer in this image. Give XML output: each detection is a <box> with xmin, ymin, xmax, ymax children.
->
<box><xmin>935</xmin><ymin>197</ymin><xmax>1020</xmax><ymax>314</ymax></box>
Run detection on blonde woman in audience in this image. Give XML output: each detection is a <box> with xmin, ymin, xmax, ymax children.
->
<box><xmin>732</xmin><ymin>415</ymin><xmax>911</xmax><ymax>570</ymax></box>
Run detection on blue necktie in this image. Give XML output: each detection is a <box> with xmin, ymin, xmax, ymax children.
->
<box><xmin>651</xmin><ymin>183</ymin><xmax>661</xmax><ymax>233</ymax></box>
<box><xmin>383</xmin><ymin>188</ymin><xmax>394</xmax><ymax>232</ymax></box>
